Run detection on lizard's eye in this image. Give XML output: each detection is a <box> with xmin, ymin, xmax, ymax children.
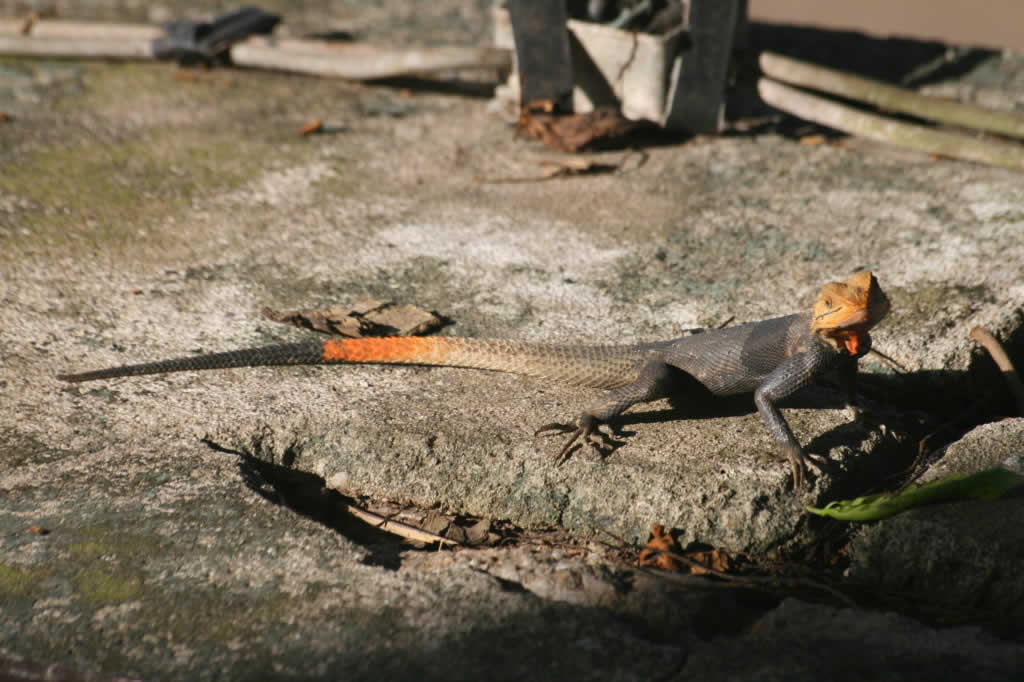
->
<box><xmin>822</xmin><ymin>297</ymin><xmax>832</xmax><ymax>308</ymax></box>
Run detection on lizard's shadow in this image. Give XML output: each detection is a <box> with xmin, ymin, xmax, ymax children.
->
<box><xmin>591</xmin><ymin>364</ymin><xmax>1010</xmax><ymax>499</ymax></box>
<box><xmin>605</xmin><ymin>373</ymin><xmax>857</xmax><ymax>431</ymax></box>
<box><xmin>589</xmin><ymin>369</ymin><xmax>951</xmax><ymax>478</ymax></box>
<box><xmin>560</xmin><ymin>381</ymin><xmax>856</xmax><ymax>463</ymax></box>
<box><xmin>202</xmin><ymin>438</ymin><xmax>407</xmax><ymax>570</ymax></box>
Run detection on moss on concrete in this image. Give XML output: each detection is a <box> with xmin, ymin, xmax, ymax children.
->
<box><xmin>75</xmin><ymin>567</ymin><xmax>144</xmax><ymax>604</ymax></box>
<box><xmin>887</xmin><ymin>282</ymin><xmax>993</xmax><ymax>329</ymax></box>
<box><xmin>0</xmin><ymin>563</ymin><xmax>46</xmax><ymax>598</ymax></box>
<box><xmin>0</xmin><ymin>60</ymin><xmax>347</xmax><ymax>263</ymax></box>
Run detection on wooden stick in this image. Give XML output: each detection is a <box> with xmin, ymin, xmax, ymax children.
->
<box><xmin>0</xmin><ymin>18</ymin><xmax>161</xmax><ymax>40</ymax></box>
<box><xmin>231</xmin><ymin>39</ymin><xmax>510</xmax><ymax>79</ymax></box>
<box><xmin>868</xmin><ymin>347</ymin><xmax>908</xmax><ymax>374</ymax></box>
<box><xmin>758</xmin><ymin>78</ymin><xmax>1024</xmax><ymax>170</ymax></box>
<box><xmin>345</xmin><ymin>504</ymin><xmax>460</xmax><ymax>547</ymax></box>
<box><xmin>760</xmin><ymin>52</ymin><xmax>1024</xmax><ymax>140</ymax></box>
<box><xmin>0</xmin><ymin>17</ymin><xmax>512</xmax><ymax>80</ymax></box>
<box><xmin>969</xmin><ymin>327</ymin><xmax>1024</xmax><ymax>416</ymax></box>
<box><xmin>0</xmin><ymin>35</ymin><xmax>155</xmax><ymax>59</ymax></box>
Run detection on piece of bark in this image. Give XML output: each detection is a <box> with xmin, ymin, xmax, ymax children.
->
<box><xmin>263</xmin><ymin>300</ymin><xmax>443</xmax><ymax>338</ymax></box>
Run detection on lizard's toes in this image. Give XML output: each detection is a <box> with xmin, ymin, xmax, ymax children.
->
<box><xmin>534</xmin><ymin>420</ymin><xmax>587</xmax><ymax>464</ymax></box>
<box><xmin>786</xmin><ymin>447</ymin><xmax>810</xmax><ymax>489</ymax></box>
<box><xmin>846</xmin><ymin>404</ymin><xmax>867</xmax><ymax>425</ymax></box>
<box><xmin>552</xmin><ymin>428</ymin><xmax>584</xmax><ymax>465</ymax></box>
<box><xmin>534</xmin><ymin>422</ymin><xmax>577</xmax><ymax>437</ymax></box>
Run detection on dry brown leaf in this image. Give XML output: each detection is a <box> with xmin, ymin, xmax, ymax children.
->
<box><xmin>20</xmin><ymin>11</ymin><xmax>39</xmax><ymax>34</ymax></box>
<box><xmin>517</xmin><ymin>104</ymin><xmax>638</xmax><ymax>153</ymax></box>
<box><xmin>799</xmin><ymin>133</ymin><xmax>827</xmax><ymax>145</ymax></box>
<box><xmin>263</xmin><ymin>301</ymin><xmax>442</xmax><ymax>338</ymax></box>
<box><xmin>173</xmin><ymin>67</ymin><xmax>209</xmax><ymax>81</ymax></box>
<box><xmin>300</xmin><ymin>118</ymin><xmax>323</xmax><ymax>136</ymax></box>
<box><xmin>420</xmin><ymin>510</ymin><xmax>452</xmax><ymax>536</ymax></box>
<box><xmin>464</xmin><ymin>519</ymin><xmax>492</xmax><ymax>546</ymax></box>
<box><xmin>688</xmin><ymin>548</ymin><xmax>733</xmax><ymax>575</ymax></box>
<box><xmin>637</xmin><ymin>523</ymin><xmax>681</xmax><ymax>572</ymax></box>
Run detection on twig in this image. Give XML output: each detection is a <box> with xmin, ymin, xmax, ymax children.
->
<box><xmin>345</xmin><ymin>504</ymin><xmax>459</xmax><ymax>547</ymax></box>
<box><xmin>758</xmin><ymin>78</ymin><xmax>1024</xmax><ymax>170</ymax></box>
<box><xmin>474</xmin><ymin>156</ymin><xmax>613</xmax><ymax>184</ymax></box>
<box><xmin>609</xmin><ymin>0</ymin><xmax>653</xmax><ymax>29</ymax></box>
<box><xmin>868</xmin><ymin>347</ymin><xmax>907</xmax><ymax>373</ymax></box>
<box><xmin>969</xmin><ymin>326</ymin><xmax>1024</xmax><ymax>416</ymax></box>
<box><xmin>638</xmin><ymin>550</ymin><xmax>857</xmax><ymax>607</ymax></box>
<box><xmin>760</xmin><ymin>52</ymin><xmax>1024</xmax><ymax>140</ymax></box>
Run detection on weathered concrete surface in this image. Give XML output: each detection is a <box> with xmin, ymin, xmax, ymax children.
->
<box><xmin>682</xmin><ymin>598</ymin><xmax>1024</xmax><ymax>681</ymax></box>
<box><xmin>918</xmin><ymin>417</ymin><xmax>1024</xmax><ymax>482</ymax></box>
<box><xmin>848</xmin><ymin>419</ymin><xmax>1024</xmax><ymax>631</ymax></box>
<box><xmin>1</xmin><ymin>3</ymin><xmax>1024</xmax><ymax>680</ymax></box>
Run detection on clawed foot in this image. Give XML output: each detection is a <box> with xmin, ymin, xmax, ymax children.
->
<box><xmin>535</xmin><ymin>416</ymin><xmax>617</xmax><ymax>465</ymax></box>
<box><xmin>783</xmin><ymin>445</ymin><xmax>812</xmax><ymax>489</ymax></box>
<box><xmin>846</xmin><ymin>403</ymin><xmax>866</xmax><ymax>425</ymax></box>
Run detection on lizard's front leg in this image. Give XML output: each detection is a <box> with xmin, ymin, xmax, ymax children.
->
<box><xmin>753</xmin><ymin>343</ymin><xmax>839</xmax><ymax>487</ymax></box>
<box><xmin>536</xmin><ymin>360</ymin><xmax>676</xmax><ymax>464</ymax></box>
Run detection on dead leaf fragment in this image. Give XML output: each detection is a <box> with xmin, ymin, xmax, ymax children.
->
<box><xmin>464</xmin><ymin>518</ymin><xmax>492</xmax><ymax>546</ymax></box>
<box><xmin>517</xmin><ymin>104</ymin><xmax>638</xmax><ymax>152</ymax></box>
<box><xmin>687</xmin><ymin>548</ymin><xmax>733</xmax><ymax>575</ymax></box>
<box><xmin>27</xmin><ymin>525</ymin><xmax>50</xmax><ymax>535</ymax></box>
<box><xmin>799</xmin><ymin>133</ymin><xmax>827</xmax><ymax>145</ymax></box>
<box><xmin>20</xmin><ymin>11</ymin><xmax>39</xmax><ymax>34</ymax></box>
<box><xmin>420</xmin><ymin>510</ymin><xmax>452</xmax><ymax>536</ymax></box>
<box><xmin>300</xmin><ymin>118</ymin><xmax>323</xmax><ymax>136</ymax></box>
<box><xmin>173</xmin><ymin>67</ymin><xmax>209</xmax><ymax>81</ymax></box>
<box><xmin>637</xmin><ymin>523</ymin><xmax>681</xmax><ymax>572</ymax></box>
<box><xmin>263</xmin><ymin>300</ymin><xmax>443</xmax><ymax>338</ymax></box>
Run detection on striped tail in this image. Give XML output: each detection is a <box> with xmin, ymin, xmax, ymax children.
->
<box><xmin>56</xmin><ymin>342</ymin><xmax>328</xmax><ymax>383</ymax></box>
<box><xmin>57</xmin><ymin>337</ymin><xmax>657</xmax><ymax>390</ymax></box>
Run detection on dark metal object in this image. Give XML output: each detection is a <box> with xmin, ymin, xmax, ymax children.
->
<box><xmin>152</xmin><ymin>6</ymin><xmax>280</xmax><ymax>64</ymax></box>
<box><xmin>506</xmin><ymin>0</ymin><xmax>574</xmax><ymax>110</ymax></box>
<box><xmin>665</xmin><ymin>0</ymin><xmax>745</xmax><ymax>132</ymax></box>
<box><xmin>504</xmin><ymin>0</ymin><xmax>746</xmax><ymax>132</ymax></box>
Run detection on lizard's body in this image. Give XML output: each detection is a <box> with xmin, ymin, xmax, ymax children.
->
<box><xmin>59</xmin><ymin>272</ymin><xmax>890</xmax><ymax>486</ymax></box>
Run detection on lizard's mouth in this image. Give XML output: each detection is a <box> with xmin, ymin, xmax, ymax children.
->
<box><xmin>814</xmin><ymin>306</ymin><xmax>878</xmax><ymax>355</ymax></box>
<box><xmin>827</xmin><ymin>328</ymin><xmax>868</xmax><ymax>355</ymax></box>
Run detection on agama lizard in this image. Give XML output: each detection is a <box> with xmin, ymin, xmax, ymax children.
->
<box><xmin>58</xmin><ymin>271</ymin><xmax>890</xmax><ymax>486</ymax></box>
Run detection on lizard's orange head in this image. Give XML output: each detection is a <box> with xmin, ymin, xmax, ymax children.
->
<box><xmin>811</xmin><ymin>271</ymin><xmax>889</xmax><ymax>354</ymax></box>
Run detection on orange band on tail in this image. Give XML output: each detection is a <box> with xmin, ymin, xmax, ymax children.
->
<box><xmin>321</xmin><ymin>337</ymin><xmax>452</xmax><ymax>364</ymax></box>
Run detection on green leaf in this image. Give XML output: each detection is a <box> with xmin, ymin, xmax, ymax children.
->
<box><xmin>806</xmin><ymin>467</ymin><xmax>1024</xmax><ymax>521</ymax></box>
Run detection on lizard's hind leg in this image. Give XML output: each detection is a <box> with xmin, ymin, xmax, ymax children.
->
<box><xmin>536</xmin><ymin>361</ymin><xmax>677</xmax><ymax>464</ymax></box>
